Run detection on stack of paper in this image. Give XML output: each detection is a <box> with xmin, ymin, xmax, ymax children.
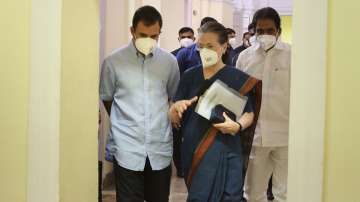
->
<box><xmin>195</xmin><ymin>79</ymin><xmax>248</xmax><ymax>120</ymax></box>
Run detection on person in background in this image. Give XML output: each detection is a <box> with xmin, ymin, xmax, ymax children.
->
<box><xmin>100</xmin><ymin>6</ymin><xmax>179</xmax><ymax>202</ymax></box>
<box><xmin>226</xmin><ymin>27</ymin><xmax>238</xmax><ymax>66</ymax></box>
<box><xmin>227</xmin><ymin>27</ymin><xmax>237</xmax><ymax>49</ymax></box>
<box><xmin>237</xmin><ymin>32</ymin><xmax>252</xmax><ymax>52</ymax></box>
<box><xmin>171</xmin><ymin>27</ymin><xmax>195</xmax><ymax>57</ymax></box>
<box><xmin>176</xmin><ymin>17</ymin><xmax>218</xmax><ymax>75</ymax></box>
<box><xmin>171</xmin><ymin>27</ymin><xmax>195</xmax><ymax>178</ymax></box>
<box><xmin>247</xmin><ymin>22</ymin><xmax>257</xmax><ymax>46</ymax></box>
<box><xmin>235</xmin><ymin>22</ymin><xmax>275</xmax><ymax>202</ymax></box>
<box><xmin>236</xmin><ymin>7</ymin><xmax>291</xmax><ymax>202</ymax></box>
<box><xmin>230</xmin><ymin>31</ymin><xmax>252</xmax><ymax>66</ymax></box>
<box><xmin>234</xmin><ymin>23</ymin><xmax>257</xmax><ymax>66</ymax></box>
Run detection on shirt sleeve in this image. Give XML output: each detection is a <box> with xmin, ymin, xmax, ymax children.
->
<box><xmin>231</xmin><ymin>52</ymin><xmax>240</xmax><ymax>67</ymax></box>
<box><xmin>235</xmin><ymin>51</ymin><xmax>245</xmax><ymax>71</ymax></box>
<box><xmin>167</xmin><ymin>58</ymin><xmax>180</xmax><ymax>100</ymax></box>
<box><xmin>99</xmin><ymin>59</ymin><xmax>116</xmax><ymax>101</ymax></box>
<box><xmin>176</xmin><ymin>48</ymin><xmax>187</xmax><ymax>75</ymax></box>
<box><xmin>243</xmin><ymin>87</ymin><xmax>255</xmax><ymax>113</ymax></box>
<box><xmin>243</xmin><ymin>95</ymin><xmax>254</xmax><ymax>113</ymax></box>
<box><xmin>173</xmin><ymin>72</ymin><xmax>190</xmax><ymax>102</ymax></box>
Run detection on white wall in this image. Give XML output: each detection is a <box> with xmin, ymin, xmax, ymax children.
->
<box><xmin>104</xmin><ymin>0</ymin><xmax>129</xmax><ymax>55</ymax></box>
<box><xmin>233</xmin><ymin>0</ymin><xmax>293</xmax><ymax>41</ymax></box>
<box><xmin>221</xmin><ymin>1</ymin><xmax>235</xmax><ymax>28</ymax></box>
<box><xmin>161</xmin><ymin>0</ymin><xmax>186</xmax><ymax>51</ymax></box>
<box><xmin>100</xmin><ymin>0</ymin><xmax>186</xmax><ymax>53</ymax></box>
<box><xmin>191</xmin><ymin>0</ymin><xmax>235</xmax><ymax>30</ymax></box>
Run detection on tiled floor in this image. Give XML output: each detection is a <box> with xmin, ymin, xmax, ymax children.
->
<box><xmin>101</xmin><ymin>166</ymin><xmax>273</xmax><ymax>202</ymax></box>
<box><xmin>169</xmin><ymin>172</ymin><xmax>188</xmax><ymax>202</ymax></box>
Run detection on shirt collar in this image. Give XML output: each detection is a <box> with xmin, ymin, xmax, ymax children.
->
<box><xmin>273</xmin><ymin>40</ymin><xmax>287</xmax><ymax>50</ymax></box>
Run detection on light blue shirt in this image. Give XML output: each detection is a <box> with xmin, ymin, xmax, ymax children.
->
<box><xmin>100</xmin><ymin>42</ymin><xmax>180</xmax><ymax>171</ymax></box>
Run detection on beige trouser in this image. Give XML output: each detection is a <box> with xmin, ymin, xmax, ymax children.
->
<box><xmin>244</xmin><ymin>146</ymin><xmax>288</xmax><ymax>202</ymax></box>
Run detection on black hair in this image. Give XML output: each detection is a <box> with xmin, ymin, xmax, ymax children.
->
<box><xmin>198</xmin><ymin>22</ymin><xmax>229</xmax><ymax>63</ymax></box>
<box><xmin>242</xmin><ymin>32</ymin><xmax>251</xmax><ymax>39</ymax></box>
<box><xmin>178</xmin><ymin>27</ymin><xmax>194</xmax><ymax>35</ymax></box>
<box><xmin>248</xmin><ymin>22</ymin><xmax>255</xmax><ymax>32</ymax></box>
<box><xmin>252</xmin><ymin>7</ymin><xmax>282</xmax><ymax>34</ymax></box>
<box><xmin>226</xmin><ymin>28</ymin><xmax>236</xmax><ymax>35</ymax></box>
<box><xmin>132</xmin><ymin>6</ymin><xmax>163</xmax><ymax>30</ymax></box>
<box><xmin>200</xmin><ymin>17</ymin><xmax>217</xmax><ymax>26</ymax></box>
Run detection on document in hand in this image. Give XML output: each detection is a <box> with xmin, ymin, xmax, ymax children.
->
<box><xmin>195</xmin><ymin>79</ymin><xmax>248</xmax><ymax>120</ymax></box>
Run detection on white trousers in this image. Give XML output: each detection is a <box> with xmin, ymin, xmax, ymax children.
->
<box><xmin>244</xmin><ymin>146</ymin><xmax>288</xmax><ymax>202</ymax></box>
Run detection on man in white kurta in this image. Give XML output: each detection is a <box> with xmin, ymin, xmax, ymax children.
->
<box><xmin>236</xmin><ymin>7</ymin><xmax>291</xmax><ymax>202</ymax></box>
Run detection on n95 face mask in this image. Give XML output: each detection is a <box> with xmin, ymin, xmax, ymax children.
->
<box><xmin>257</xmin><ymin>35</ymin><xmax>277</xmax><ymax>51</ymax></box>
<box><xmin>180</xmin><ymin>38</ymin><xmax>195</xmax><ymax>48</ymax></box>
<box><xmin>249</xmin><ymin>35</ymin><xmax>256</xmax><ymax>46</ymax></box>
<box><xmin>135</xmin><ymin>37</ymin><xmax>157</xmax><ymax>56</ymax></box>
<box><xmin>228</xmin><ymin>38</ymin><xmax>237</xmax><ymax>49</ymax></box>
<box><xmin>199</xmin><ymin>48</ymin><xmax>218</xmax><ymax>68</ymax></box>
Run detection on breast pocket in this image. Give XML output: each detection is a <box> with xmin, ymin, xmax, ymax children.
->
<box><xmin>150</xmin><ymin>80</ymin><xmax>167</xmax><ymax>96</ymax></box>
<box><xmin>271</xmin><ymin>67</ymin><xmax>290</xmax><ymax>95</ymax></box>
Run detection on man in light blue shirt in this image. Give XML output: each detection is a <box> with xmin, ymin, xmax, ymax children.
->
<box><xmin>99</xmin><ymin>5</ymin><xmax>179</xmax><ymax>202</ymax></box>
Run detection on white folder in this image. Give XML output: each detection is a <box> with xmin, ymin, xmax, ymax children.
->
<box><xmin>195</xmin><ymin>79</ymin><xmax>248</xmax><ymax>120</ymax></box>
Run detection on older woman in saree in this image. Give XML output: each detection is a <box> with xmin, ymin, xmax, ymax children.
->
<box><xmin>169</xmin><ymin>22</ymin><xmax>261</xmax><ymax>202</ymax></box>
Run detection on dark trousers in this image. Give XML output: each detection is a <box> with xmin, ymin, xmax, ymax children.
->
<box><xmin>98</xmin><ymin>161</ymin><xmax>103</xmax><ymax>202</ymax></box>
<box><xmin>172</xmin><ymin>128</ymin><xmax>182</xmax><ymax>175</ymax></box>
<box><xmin>113</xmin><ymin>158</ymin><xmax>171</xmax><ymax>202</ymax></box>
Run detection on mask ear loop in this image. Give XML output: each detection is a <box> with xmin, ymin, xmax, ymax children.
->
<box><xmin>274</xmin><ymin>27</ymin><xmax>282</xmax><ymax>42</ymax></box>
<box><xmin>266</xmin><ymin>35</ymin><xmax>278</xmax><ymax>52</ymax></box>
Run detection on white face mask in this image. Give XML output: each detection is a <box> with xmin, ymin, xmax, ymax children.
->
<box><xmin>228</xmin><ymin>38</ymin><xmax>237</xmax><ymax>49</ymax></box>
<box><xmin>257</xmin><ymin>35</ymin><xmax>277</xmax><ymax>51</ymax></box>
<box><xmin>199</xmin><ymin>48</ymin><xmax>218</xmax><ymax>68</ymax></box>
<box><xmin>134</xmin><ymin>37</ymin><xmax>157</xmax><ymax>56</ymax></box>
<box><xmin>249</xmin><ymin>35</ymin><xmax>256</xmax><ymax>46</ymax></box>
<box><xmin>179</xmin><ymin>38</ymin><xmax>194</xmax><ymax>48</ymax></box>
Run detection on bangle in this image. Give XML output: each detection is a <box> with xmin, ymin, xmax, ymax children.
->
<box><xmin>236</xmin><ymin>122</ymin><xmax>243</xmax><ymax>132</ymax></box>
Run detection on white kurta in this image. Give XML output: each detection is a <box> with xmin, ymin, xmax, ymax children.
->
<box><xmin>236</xmin><ymin>41</ymin><xmax>291</xmax><ymax>147</ymax></box>
<box><xmin>236</xmin><ymin>40</ymin><xmax>291</xmax><ymax>202</ymax></box>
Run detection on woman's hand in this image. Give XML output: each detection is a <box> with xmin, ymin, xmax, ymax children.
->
<box><xmin>168</xmin><ymin>96</ymin><xmax>198</xmax><ymax>129</ymax></box>
<box><xmin>213</xmin><ymin>111</ymin><xmax>255</xmax><ymax>135</ymax></box>
<box><xmin>213</xmin><ymin>112</ymin><xmax>241</xmax><ymax>135</ymax></box>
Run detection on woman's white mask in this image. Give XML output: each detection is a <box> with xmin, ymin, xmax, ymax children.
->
<box><xmin>199</xmin><ymin>48</ymin><xmax>219</xmax><ymax>68</ymax></box>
